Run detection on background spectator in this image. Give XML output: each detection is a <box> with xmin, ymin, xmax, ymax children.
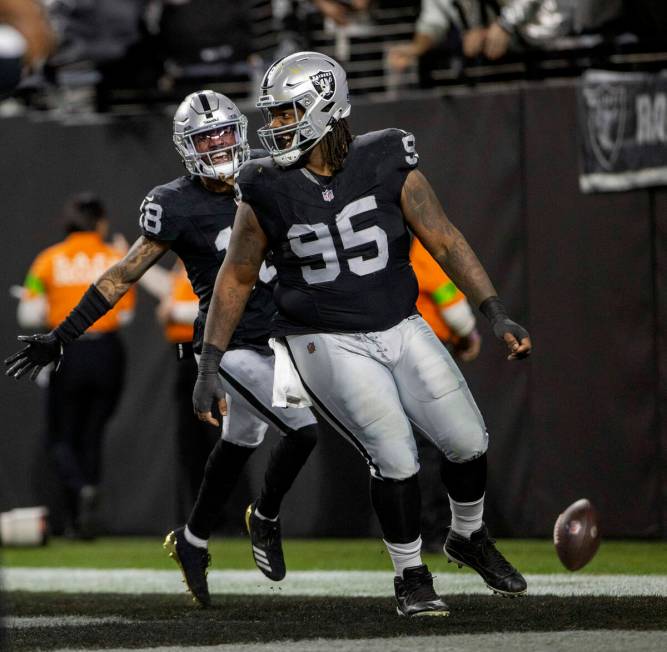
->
<box><xmin>16</xmin><ymin>193</ymin><xmax>136</xmax><ymax>538</ymax></box>
<box><xmin>140</xmin><ymin>260</ymin><xmax>220</xmax><ymax>522</ymax></box>
<box><xmin>0</xmin><ymin>0</ymin><xmax>55</xmax><ymax>96</ymax></box>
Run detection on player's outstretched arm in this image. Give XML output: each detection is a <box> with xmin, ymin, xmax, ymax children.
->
<box><xmin>194</xmin><ymin>202</ymin><xmax>268</xmax><ymax>426</ymax></box>
<box><xmin>401</xmin><ymin>169</ymin><xmax>531</xmax><ymax>360</ymax></box>
<box><xmin>4</xmin><ymin>236</ymin><xmax>170</xmax><ymax>381</ymax></box>
<box><xmin>95</xmin><ymin>236</ymin><xmax>170</xmax><ymax>304</ymax></box>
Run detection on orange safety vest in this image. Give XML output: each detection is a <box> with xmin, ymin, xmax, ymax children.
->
<box><xmin>164</xmin><ymin>268</ymin><xmax>197</xmax><ymax>344</ymax></box>
<box><xmin>410</xmin><ymin>237</ymin><xmax>467</xmax><ymax>343</ymax></box>
<box><xmin>23</xmin><ymin>231</ymin><xmax>135</xmax><ymax>332</ymax></box>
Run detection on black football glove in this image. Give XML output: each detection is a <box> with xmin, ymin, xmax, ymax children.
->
<box><xmin>192</xmin><ymin>371</ymin><xmax>226</xmax><ymax>418</ymax></box>
<box><xmin>479</xmin><ymin>296</ymin><xmax>531</xmax><ymax>360</ymax></box>
<box><xmin>192</xmin><ymin>343</ymin><xmax>226</xmax><ymax>426</ymax></box>
<box><xmin>4</xmin><ymin>332</ymin><xmax>63</xmax><ymax>381</ymax></box>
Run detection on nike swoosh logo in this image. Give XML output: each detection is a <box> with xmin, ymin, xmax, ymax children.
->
<box><xmin>285</xmin><ymin>81</ymin><xmax>304</xmax><ymax>88</ymax></box>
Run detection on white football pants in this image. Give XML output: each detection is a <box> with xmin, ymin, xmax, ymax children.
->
<box><xmin>198</xmin><ymin>348</ymin><xmax>318</xmax><ymax>447</ymax></box>
<box><xmin>285</xmin><ymin>315</ymin><xmax>488</xmax><ymax>479</ymax></box>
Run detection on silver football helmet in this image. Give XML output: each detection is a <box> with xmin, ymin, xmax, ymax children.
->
<box><xmin>256</xmin><ymin>51</ymin><xmax>351</xmax><ymax>166</ymax></box>
<box><xmin>173</xmin><ymin>90</ymin><xmax>249</xmax><ymax>180</ymax></box>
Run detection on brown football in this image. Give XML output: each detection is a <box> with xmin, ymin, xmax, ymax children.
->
<box><xmin>553</xmin><ymin>498</ymin><xmax>601</xmax><ymax>571</ymax></box>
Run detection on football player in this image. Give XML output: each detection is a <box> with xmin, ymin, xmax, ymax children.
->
<box><xmin>4</xmin><ymin>90</ymin><xmax>320</xmax><ymax>607</ymax></box>
<box><xmin>193</xmin><ymin>52</ymin><xmax>532</xmax><ymax>617</ymax></box>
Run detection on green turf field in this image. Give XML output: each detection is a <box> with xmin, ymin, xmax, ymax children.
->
<box><xmin>2</xmin><ymin>537</ymin><xmax>667</xmax><ymax>573</ymax></box>
<box><xmin>2</xmin><ymin>538</ymin><xmax>666</xmax><ymax>651</ymax></box>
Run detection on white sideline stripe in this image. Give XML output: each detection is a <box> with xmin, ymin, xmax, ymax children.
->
<box><xmin>7</xmin><ymin>615</ymin><xmax>133</xmax><ymax>629</ymax></box>
<box><xmin>2</xmin><ymin>568</ymin><xmax>667</xmax><ymax>596</ymax></box>
<box><xmin>51</xmin><ymin>631</ymin><xmax>667</xmax><ymax>652</ymax></box>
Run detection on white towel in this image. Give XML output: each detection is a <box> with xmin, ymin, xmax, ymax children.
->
<box><xmin>269</xmin><ymin>338</ymin><xmax>312</xmax><ymax>408</ymax></box>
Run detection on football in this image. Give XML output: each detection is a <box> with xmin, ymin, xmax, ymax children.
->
<box><xmin>553</xmin><ymin>498</ymin><xmax>601</xmax><ymax>571</ymax></box>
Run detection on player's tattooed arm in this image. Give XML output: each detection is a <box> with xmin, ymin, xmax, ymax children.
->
<box><xmin>402</xmin><ymin>170</ymin><xmax>531</xmax><ymax>360</ymax></box>
<box><xmin>95</xmin><ymin>236</ymin><xmax>170</xmax><ymax>305</ymax></box>
<box><xmin>401</xmin><ymin>169</ymin><xmax>497</xmax><ymax>308</ymax></box>
<box><xmin>203</xmin><ymin>202</ymin><xmax>269</xmax><ymax>352</ymax></box>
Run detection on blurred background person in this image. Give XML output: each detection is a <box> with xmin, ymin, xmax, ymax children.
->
<box><xmin>139</xmin><ymin>259</ymin><xmax>220</xmax><ymax>522</ymax></box>
<box><xmin>16</xmin><ymin>192</ymin><xmax>135</xmax><ymax>539</ymax></box>
<box><xmin>0</xmin><ymin>0</ymin><xmax>55</xmax><ymax>96</ymax></box>
<box><xmin>410</xmin><ymin>235</ymin><xmax>481</xmax><ymax>552</ymax></box>
<box><xmin>387</xmin><ymin>0</ymin><xmax>625</xmax><ymax>75</ymax></box>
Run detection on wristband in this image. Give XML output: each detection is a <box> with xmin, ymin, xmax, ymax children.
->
<box><xmin>198</xmin><ymin>342</ymin><xmax>224</xmax><ymax>374</ymax></box>
<box><xmin>54</xmin><ymin>285</ymin><xmax>112</xmax><ymax>343</ymax></box>
<box><xmin>479</xmin><ymin>296</ymin><xmax>507</xmax><ymax>323</ymax></box>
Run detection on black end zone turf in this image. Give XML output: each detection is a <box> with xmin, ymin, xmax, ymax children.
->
<box><xmin>6</xmin><ymin>593</ymin><xmax>667</xmax><ymax>650</ymax></box>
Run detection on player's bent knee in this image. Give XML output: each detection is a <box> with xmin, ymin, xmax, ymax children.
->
<box><xmin>375</xmin><ymin>458</ymin><xmax>420</xmax><ymax>481</ymax></box>
<box><xmin>445</xmin><ymin>427</ymin><xmax>489</xmax><ymax>463</ymax></box>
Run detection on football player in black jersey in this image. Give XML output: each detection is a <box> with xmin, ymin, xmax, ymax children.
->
<box><xmin>4</xmin><ymin>90</ymin><xmax>320</xmax><ymax>607</ymax></box>
<box><xmin>194</xmin><ymin>52</ymin><xmax>532</xmax><ymax>617</ymax></box>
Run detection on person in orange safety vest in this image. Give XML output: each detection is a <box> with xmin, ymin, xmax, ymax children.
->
<box><xmin>17</xmin><ymin>192</ymin><xmax>135</xmax><ymax>538</ymax></box>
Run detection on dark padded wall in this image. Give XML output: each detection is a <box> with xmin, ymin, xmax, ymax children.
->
<box><xmin>523</xmin><ymin>85</ymin><xmax>661</xmax><ymax>536</ymax></box>
<box><xmin>0</xmin><ymin>81</ymin><xmax>664</xmax><ymax>537</ymax></box>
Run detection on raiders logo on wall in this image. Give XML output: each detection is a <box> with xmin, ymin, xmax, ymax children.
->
<box><xmin>310</xmin><ymin>71</ymin><xmax>336</xmax><ymax>100</ymax></box>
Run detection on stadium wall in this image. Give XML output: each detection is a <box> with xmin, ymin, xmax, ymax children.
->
<box><xmin>1</xmin><ymin>80</ymin><xmax>665</xmax><ymax>538</ymax></box>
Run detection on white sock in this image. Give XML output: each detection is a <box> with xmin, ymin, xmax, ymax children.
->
<box><xmin>384</xmin><ymin>536</ymin><xmax>423</xmax><ymax>578</ymax></box>
<box><xmin>184</xmin><ymin>525</ymin><xmax>208</xmax><ymax>549</ymax></box>
<box><xmin>254</xmin><ymin>507</ymin><xmax>278</xmax><ymax>522</ymax></box>
<box><xmin>449</xmin><ymin>494</ymin><xmax>484</xmax><ymax>539</ymax></box>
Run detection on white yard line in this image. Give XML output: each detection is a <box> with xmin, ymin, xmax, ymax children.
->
<box><xmin>6</xmin><ymin>616</ymin><xmax>134</xmax><ymax>629</ymax></box>
<box><xmin>2</xmin><ymin>568</ymin><xmax>667</xmax><ymax>596</ymax></box>
<box><xmin>51</xmin><ymin>631</ymin><xmax>667</xmax><ymax>652</ymax></box>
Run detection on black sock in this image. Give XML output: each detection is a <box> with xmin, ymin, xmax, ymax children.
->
<box><xmin>255</xmin><ymin>424</ymin><xmax>318</xmax><ymax>519</ymax></box>
<box><xmin>187</xmin><ymin>439</ymin><xmax>255</xmax><ymax>539</ymax></box>
<box><xmin>370</xmin><ymin>474</ymin><xmax>421</xmax><ymax>544</ymax></box>
<box><xmin>440</xmin><ymin>453</ymin><xmax>487</xmax><ymax>502</ymax></box>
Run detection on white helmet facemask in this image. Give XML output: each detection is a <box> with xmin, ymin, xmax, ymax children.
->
<box><xmin>173</xmin><ymin>91</ymin><xmax>250</xmax><ymax>180</ymax></box>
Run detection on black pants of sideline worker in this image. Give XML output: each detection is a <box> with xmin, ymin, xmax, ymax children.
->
<box><xmin>46</xmin><ymin>332</ymin><xmax>125</xmax><ymax>531</ymax></box>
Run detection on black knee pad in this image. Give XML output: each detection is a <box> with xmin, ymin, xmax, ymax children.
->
<box><xmin>370</xmin><ymin>474</ymin><xmax>421</xmax><ymax>544</ymax></box>
<box><xmin>440</xmin><ymin>452</ymin><xmax>487</xmax><ymax>502</ymax></box>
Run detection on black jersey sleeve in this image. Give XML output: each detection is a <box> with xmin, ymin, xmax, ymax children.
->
<box><xmin>138</xmin><ymin>185</ymin><xmax>182</xmax><ymax>241</ymax></box>
<box><xmin>235</xmin><ymin>157</ymin><xmax>275</xmax><ymax>232</ymax></box>
<box><xmin>376</xmin><ymin>128</ymin><xmax>419</xmax><ymax>176</ymax></box>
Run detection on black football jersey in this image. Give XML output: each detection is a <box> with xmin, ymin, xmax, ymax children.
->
<box><xmin>138</xmin><ymin>171</ymin><xmax>276</xmax><ymax>353</ymax></box>
<box><xmin>236</xmin><ymin>128</ymin><xmax>419</xmax><ymax>335</ymax></box>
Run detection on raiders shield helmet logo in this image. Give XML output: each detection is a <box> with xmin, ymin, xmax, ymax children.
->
<box><xmin>310</xmin><ymin>71</ymin><xmax>336</xmax><ymax>100</ymax></box>
<box><xmin>583</xmin><ymin>83</ymin><xmax>626</xmax><ymax>171</ymax></box>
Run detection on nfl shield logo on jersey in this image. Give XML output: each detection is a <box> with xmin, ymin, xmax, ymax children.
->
<box><xmin>310</xmin><ymin>71</ymin><xmax>336</xmax><ymax>100</ymax></box>
<box><xmin>321</xmin><ymin>188</ymin><xmax>335</xmax><ymax>202</ymax></box>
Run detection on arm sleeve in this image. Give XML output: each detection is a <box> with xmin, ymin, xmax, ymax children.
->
<box><xmin>23</xmin><ymin>251</ymin><xmax>50</xmax><ymax>298</ymax></box>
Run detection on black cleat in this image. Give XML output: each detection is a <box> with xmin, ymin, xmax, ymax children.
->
<box><xmin>164</xmin><ymin>527</ymin><xmax>211</xmax><ymax>607</ymax></box>
<box><xmin>245</xmin><ymin>503</ymin><xmax>286</xmax><ymax>581</ymax></box>
<box><xmin>394</xmin><ymin>564</ymin><xmax>450</xmax><ymax>617</ymax></box>
<box><xmin>444</xmin><ymin>523</ymin><xmax>527</xmax><ymax>596</ymax></box>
